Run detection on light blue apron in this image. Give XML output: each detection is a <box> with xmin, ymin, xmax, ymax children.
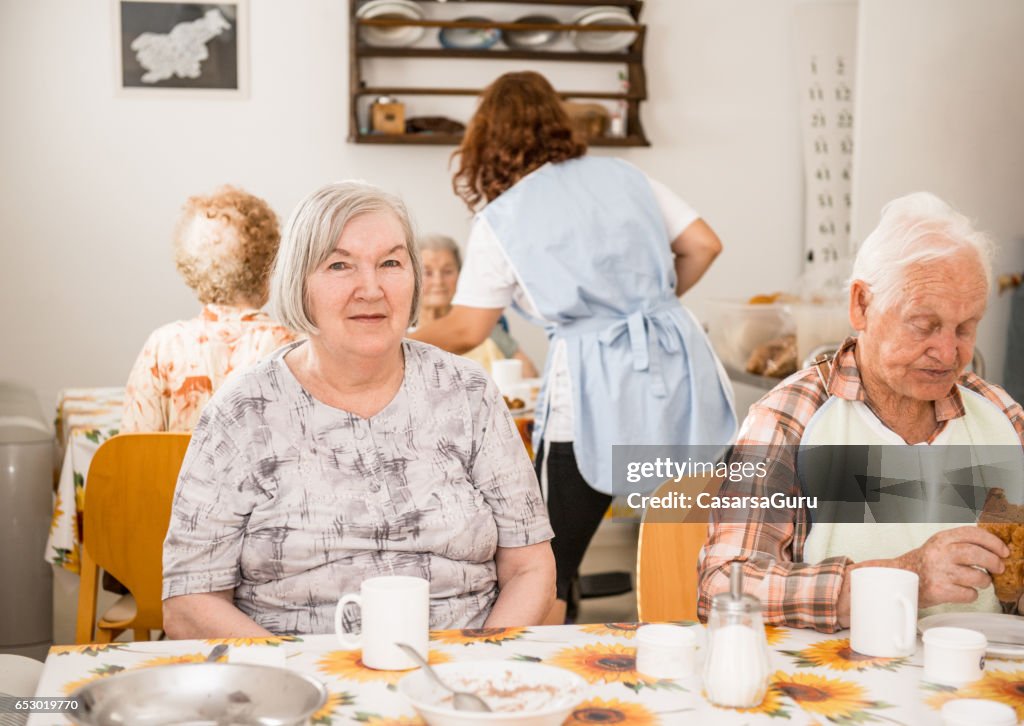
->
<box><xmin>480</xmin><ymin>157</ymin><xmax>737</xmax><ymax>494</ymax></box>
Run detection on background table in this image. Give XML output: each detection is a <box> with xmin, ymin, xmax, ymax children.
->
<box><xmin>26</xmin><ymin>622</ymin><xmax>1024</xmax><ymax>725</ymax></box>
<box><xmin>46</xmin><ymin>388</ymin><xmax>124</xmax><ymax>573</ymax></box>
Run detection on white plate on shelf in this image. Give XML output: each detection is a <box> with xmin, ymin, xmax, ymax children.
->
<box><xmin>919</xmin><ymin>612</ymin><xmax>1024</xmax><ymax>660</ymax></box>
<box><xmin>356</xmin><ymin>0</ymin><xmax>425</xmax><ymax>47</ymax></box>
<box><xmin>569</xmin><ymin>6</ymin><xmax>638</xmax><ymax>53</ymax></box>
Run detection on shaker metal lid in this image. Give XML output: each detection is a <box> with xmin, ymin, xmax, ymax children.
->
<box><xmin>710</xmin><ymin>561</ymin><xmax>763</xmax><ymax>613</ymax></box>
<box><xmin>710</xmin><ymin>591</ymin><xmax>762</xmax><ymax>614</ymax></box>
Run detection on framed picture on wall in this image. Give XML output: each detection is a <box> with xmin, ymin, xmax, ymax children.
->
<box><xmin>113</xmin><ymin>0</ymin><xmax>249</xmax><ymax>98</ymax></box>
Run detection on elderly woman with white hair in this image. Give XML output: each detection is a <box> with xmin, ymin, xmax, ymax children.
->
<box><xmin>698</xmin><ymin>191</ymin><xmax>1024</xmax><ymax>633</ymax></box>
<box><xmin>161</xmin><ymin>181</ymin><xmax>555</xmax><ymax>638</ymax></box>
<box><xmin>418</xmin><ymin>233</ymin><xmax>538</xmax><ymax>377</ymax></box>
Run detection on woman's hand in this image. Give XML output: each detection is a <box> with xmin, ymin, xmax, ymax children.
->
<box><xmin>483</xmin><ymin>542</ymin><xmax>556</xmax><ymax>627</ymax></box>
<box><xmin>163</xmin><ymin>590</ymin><xmax>274</xmax><ymax>639</ymax></box>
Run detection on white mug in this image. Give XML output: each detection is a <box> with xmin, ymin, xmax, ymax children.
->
<box><xmin>335</xmin><ymin>575</ymin><xmax>429</xmax><ymax>670</ymax></box>
<box><xmin>850</xmin><ymin>567</ymin><xmax>918</xmax><ymax>657</ymax></box>
<box><xmin>490</xmin><ymin>359</ymin><xmax>523</xmax><ymax>396</ymax></box>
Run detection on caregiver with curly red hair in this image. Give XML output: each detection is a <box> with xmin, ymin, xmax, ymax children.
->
<box><xmin>412</xmin><ymin>71</ymin><xmax>736</xmax><ymax>624</ymax></box>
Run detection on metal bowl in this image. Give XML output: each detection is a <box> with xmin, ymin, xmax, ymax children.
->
<box><xmin>67</xmin><ymin>663</ymin><xmax>328</xmax><ymax>726</ymax></box>
<box><xmin>504</xmin><ymin>14</ymin><xmax>562</xmax><ymax>50</ymax></box>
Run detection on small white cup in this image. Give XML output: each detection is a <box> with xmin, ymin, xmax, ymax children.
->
<box><xmin>635</xmin><ymin>624</ymin><xmax>697</xmax><ymax>679</ymax></box>
<box><xmin>941</xmin><ymin>698</ymin><xmax>1016</xmax><ymax>726</ymax></box>
<box><xmin>335</xmin><ymin>575</ymin><xmax>429</xmax><ymax>670</ymax></box>
<box><xmin>491</xmin><ymin>359</ymin><xmax>523</xmax><ymax>396</ymax></box>
<box><xmin>923</xmin><ymin>627</ymin><xmax>987</xmax><ymax>685</ymax></box>
<box><xmin>850</xmin><ymin>567</ymin><xmax>918</xmax><ymax>657</ymax></box>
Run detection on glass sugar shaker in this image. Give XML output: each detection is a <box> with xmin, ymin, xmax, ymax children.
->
<box><xmin>703</xmin><ymin>562</ymin><xmax>771</xmax><ymax>708</ymax></box>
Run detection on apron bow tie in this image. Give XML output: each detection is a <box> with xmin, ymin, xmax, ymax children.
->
<box><xmin>598</xmin><ymin>308</ymin><xmax>680</xmax><ymax>397</ymax></box>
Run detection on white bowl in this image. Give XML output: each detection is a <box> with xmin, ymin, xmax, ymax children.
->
<box><xmin>397</xmin><ymin>660</ymin><xmax>586</xmax><ymax>726</ymax></box>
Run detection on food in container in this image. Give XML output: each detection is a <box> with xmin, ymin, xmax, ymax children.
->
<box><xmin>745</xmin><ymin>334</ymin><xmax>797</xmax><ymax>378</ymax></box>
<box><xmin>704</xmin><ymin>298</ymin><xmax>795</xmax><ymax>375</ymax></box>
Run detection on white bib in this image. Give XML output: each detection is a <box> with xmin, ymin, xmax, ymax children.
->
<box><xmin>801</xmin><ymin>386</ymin><xmax>1022</xmax><ymax>615</ymax></box>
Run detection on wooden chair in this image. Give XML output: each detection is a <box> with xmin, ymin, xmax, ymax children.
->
<box><xmin>75</xmin><ymin>433</ymin><xmax>190</xmax><ymax>644</ymax></box>
<box><xmin>635</xmin><ymin>476</ymin><xmax>719</xmax><ymax>622</ymax></box>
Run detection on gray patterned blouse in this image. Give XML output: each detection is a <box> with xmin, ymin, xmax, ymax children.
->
<box><xmin>162</xmin><ymin>340</ymin><xmax>553</xmax><ymax>634</ymax></box>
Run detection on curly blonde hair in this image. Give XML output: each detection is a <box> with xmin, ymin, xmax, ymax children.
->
<box><xmin>452</xmin><ymin>71</ymin><xmax>587</xmax><ymax>211</ymax></box>
<box><xmin>173</xmin><ymin>186</ymin><xmax>280</xmax><ymax>306</ymax></box>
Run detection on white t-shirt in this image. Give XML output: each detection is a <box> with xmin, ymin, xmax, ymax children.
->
<box><xmin>452</xmin><ymin>169</ymin><xmax>699</xmax><ymax>442</ymax></box>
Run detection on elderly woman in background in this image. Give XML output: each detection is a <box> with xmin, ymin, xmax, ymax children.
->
<box><xmin>121</xmin><ymin>186</ymin><xmax>297</xmax><ymax>432</ymax></box>
<box><xmin>698</xmin><ymin>192</ymin><xmax>1024</xmax><ymax>632</ymax></box>
<box><xmin>412</xmin><ymin>71</ymin><xmax>736</xmax><ymax>624</ymax></box>
<box><xmin>419</xmin><ymin>234</ymin><xmax>538</xmax><ymax>377</ymax></box>
<box><xmin>162</xmin><ymin>181</ymin><xmax>555</xmax><ymax>638</ymax></box>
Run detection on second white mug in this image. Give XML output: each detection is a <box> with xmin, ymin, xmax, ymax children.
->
<box><xmin>335</xmin><ymin>575</ymin><xmax>429</xmax><ymax>670</ymax></box>
<box><xmin>491</xmin><ymin>358</ymin><xmax>523</xmax><ymax>396</ymax></box>
<box><xmin>850</xmin><ymin>567</ymin><xmax>918</xmax><ymax>658</ymax></box>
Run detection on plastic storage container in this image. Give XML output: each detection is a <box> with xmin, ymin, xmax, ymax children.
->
<box><xmin>789</xmin><ymin>302</ymin><xmax>851</xmax><ymax>366</ymax></box>
<box><xmin>703</xmin><ymin>299</ymin><xmax>795</xmax><ymax>373</ymax></box>
<box><xmin>0</xmin><ymin>382</ymin><xmax>54</xmax><ymax>659</ymax></box>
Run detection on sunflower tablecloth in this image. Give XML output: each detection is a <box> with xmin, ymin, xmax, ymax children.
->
<box><xmin>45</xmin><ymin>388</ymin><xmax>124</xmax><ymax>573</ymax></box>
<box><xmin>25</xmin><ymin>622</ymin><xmax>1024</xmax><ymax>725</ymax></box>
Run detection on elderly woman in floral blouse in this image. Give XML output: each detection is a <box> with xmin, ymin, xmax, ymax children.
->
<box><xmin>161</xmin><ymin>181</ymin><xmax>556</xmax><ymax>638</ymax></box>
<box><xmin>121</xmin><ymin>186</ymin><xmax>297</xmax><ymax>432</ymax></box>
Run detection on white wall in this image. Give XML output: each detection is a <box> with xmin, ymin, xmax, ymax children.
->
<box><xmin>852</xmin><ymin>0</ymin><xmax>1024</xmax><ymax>384</ymax></box>
<box><xmin>0</xmin><ymin>0</ymin><xmax>810</xmax><ymax>410</ymax></box>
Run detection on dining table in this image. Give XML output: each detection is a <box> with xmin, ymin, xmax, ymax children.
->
<box><xmin>21</xmin><ymin>621</ymin><xmax>1024</xmax><ymax>725</ymax></box>
<box><xmin>45</xmin><ymin>388</ymin><xmax>125</xmax><ymax>573</ymax></box>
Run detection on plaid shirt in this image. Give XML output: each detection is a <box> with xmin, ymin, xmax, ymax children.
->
<box><xmin>697</xmin><ymin>337</ymin><xmax>1024</xmax><ymax>632</ymax></box>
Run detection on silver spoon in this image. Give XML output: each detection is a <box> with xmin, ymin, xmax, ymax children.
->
<box><xmin>206</xmin><ymin>643</ymin><xmax>229</xmax><ymax>662</ymax></box>
<box><xmin>394</xmin><ymin>642</ymin><xmax>491</xmax><ymax>712</ymax></box>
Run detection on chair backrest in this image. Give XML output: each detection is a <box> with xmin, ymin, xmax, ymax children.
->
<box><xmin>635</xmin><ymin>477</ymin><xmax>716</xmax><ymax>623</ymax></box>
<box><xmin>81</xmin><ymin>433</ymin><xmax>191</xmax><ymax>630</ymax></box>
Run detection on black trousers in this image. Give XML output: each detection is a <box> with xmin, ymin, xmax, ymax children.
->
<box><xmin>535</xmin><ymin>441</ymin><xmax>613</xmax><ymax>601</ymax></box>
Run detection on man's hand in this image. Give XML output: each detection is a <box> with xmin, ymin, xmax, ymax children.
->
<box><xmin>895</xmin><ymin>526</ymin><xmax>1009</xmax><ymax>608</ymax></box>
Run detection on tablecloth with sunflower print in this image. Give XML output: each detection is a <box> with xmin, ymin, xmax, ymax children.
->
<box><xmin>25</xmin><ymin>622</ymin><xmax>1024</xmax><ymax>725</ymax></box>
<box><xmin>45</xmin><ymin>388</ymin><xmax>124</xmax><ymax>573</ymax></box>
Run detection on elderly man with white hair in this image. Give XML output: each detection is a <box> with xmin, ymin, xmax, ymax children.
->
<box><xmin>697</xmin><ymin>192</ymin><xmax>1024</xmax><ymax>632</ymax></box>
